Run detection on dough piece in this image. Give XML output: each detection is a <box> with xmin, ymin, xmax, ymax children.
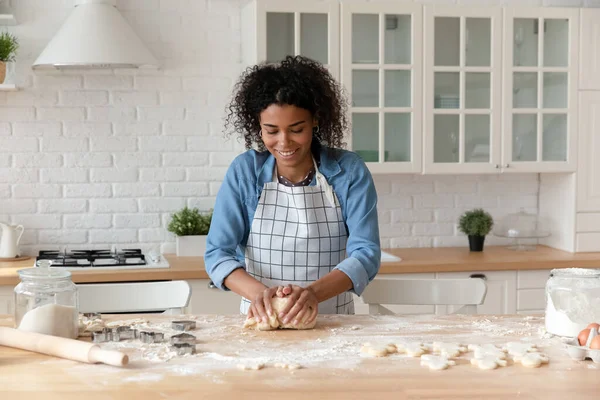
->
<box><xmin>468</xmin><ymin>344</ymin><xmax>507</xmax><ymax>360</ymax></box>
<box><xmin>395</xmin><ymin>342</ymin><xmax>428</xmax><ymax>357</ymax></box>
<box><xmin>243</xmin><ymin>297</ymin><xmax>316</xmax><ymax>331</ymax></box>
<box><xmin>18</xmin><ymin>304</ymin><xmax>77</xmax><ymax>339</ymax></box>
<box><xmin>420</xmin><ymin>354</ymin><xmax>456</xmax><ymax>370</ymax></box>
<box><xmin>274</xmin><ymin>362</ymin><xmax>302</xmax><ymax>370</ymax></box>
<box><xmin>237</xmin><ymin>363</ymin><xmax>265</xmax><ymax>371</ymax></box>
<box><xmin>503</xmin><ymin>342</ymin><xmax>538</xmax><ymax>357</ymax></box>
<box><xmin>470</xmin><ymin>356</ymin><xmax>508</xmax><ymax>370</ymax></box>
<box><xmin>513</xmin><ymin>353</ymin><xmax>549</xmax><ymax>368</ymax></box>
<box><xmin>432</xmin><ymin>342</ymin><xmax>467</xmax><ymax>358</ymax></box>
<box><xmin>360</xmin><ymin>343</ymin><xmax>397</xmax><ymax>357</ymax></box>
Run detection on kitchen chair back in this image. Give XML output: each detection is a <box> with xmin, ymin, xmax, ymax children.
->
<box><xmin>77</xmin><ymin>280</ymin><xmax>191</xmax><ymax>315</ymax></box>
<box><xmin>360</xmin><ymin>277</ymin><xmax>487</xmax><ymax>315</ymax></box>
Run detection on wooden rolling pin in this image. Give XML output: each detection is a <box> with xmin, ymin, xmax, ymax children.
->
<box><xmin>0</xmin><ymin>327</ymin><xmax>128</xmax><ymax>367</ymax></box>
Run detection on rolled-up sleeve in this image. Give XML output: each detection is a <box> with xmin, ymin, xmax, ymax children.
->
<box><xmin>204</xmin><ymin>159</ymin><xmax>248</xmax><ymax>290</ymax></box>
<box><xmin>334</xmin><ymin>156</ymin><xmax>380</xmax><ymax>296</ymax></box>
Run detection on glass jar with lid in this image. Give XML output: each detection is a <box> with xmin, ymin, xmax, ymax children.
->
<box><xmin>545</xmin><ymin>268</ymin><xmax>600</xmax><ymax>337</ymax></box>
<box><xmin>14</xmin><ymin>260</ymin><xmax>79</xmax><ymax>339</ymax></box>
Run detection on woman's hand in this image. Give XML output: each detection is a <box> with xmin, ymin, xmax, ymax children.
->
<box><xmin>278</xmin><ymin>285</ymin><xmax>319</xmax><ymax>326</ymax></box>
<box><xmin>247</xmin><ymin>286</ymin><xmax>288</xmax><ymax>323</ymax></box>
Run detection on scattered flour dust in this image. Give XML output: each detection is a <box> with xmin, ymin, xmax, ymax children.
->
<box><xmin>57</xmin><ymin>313</ymin><xmax>566</xmax><ymax>385</ymax></box>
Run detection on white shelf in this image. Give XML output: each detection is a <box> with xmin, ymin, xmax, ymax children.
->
<box><xmin>0</xmin><ymin>84</ymin><xmax>17</xmax><ymax>91</ymax></box>
<box><xmin>0</xmin><ymin>14</ymin><xmax>17</xmax><ymax>26</ymax></box>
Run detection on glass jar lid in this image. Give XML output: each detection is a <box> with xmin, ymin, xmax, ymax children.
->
<box><xmin>550</xmin><ymin>267</ymin><xmax>600</xmax><ymax>278</ymax></box>
<box><xmin>17</xmin><ymin>267</ymin><xmax>72</xmax><ymax>281</ymax></box>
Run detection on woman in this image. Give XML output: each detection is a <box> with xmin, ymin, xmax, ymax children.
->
<box><xmin>205</xmin><ymin>55</ymin><xmax>380</xmax><ymax>327</ymax></box>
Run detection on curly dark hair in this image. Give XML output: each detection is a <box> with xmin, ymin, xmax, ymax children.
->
<box><xmin>224</xmin><ymin>55</ymin><xmax>348</xmax><ymax>151</ymax></box>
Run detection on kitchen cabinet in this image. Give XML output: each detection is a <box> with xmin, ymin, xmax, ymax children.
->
<box><xmin>340</xmin><ymin>2</ymin><xmax>423</xmax><ymax>173</ymax></box>
<box><xmin>502</xmin><ymin>7</ymin><xmax>579</xmax><ymax>173</ymax></box>
<box><xmin>575</xmin><ymin>91</ymin><xmax>600</xmax><ymax>251</ymax></box>
<box><xmin>241</xmin><ymin>0</ymin><xmax>339</xmax><ymax>78</ymax></box>
<box><xmin>579</xmin><ymin>9</ymin><xmax>600</xmax><ymax>90</ymax></box>
<box><xmin>243</xmin><ymin>2</ymin><xmax>581</xmax><ymax>176</ymax></box>
<box><xmin>186</xmin><ymin>279</ymin><xmax>241</xmax><ymax>315</ymax></box>
<box><xmin>423</xmin><ymin>5</ymin><xmax>502</xmax><ymax>174</ymax></box>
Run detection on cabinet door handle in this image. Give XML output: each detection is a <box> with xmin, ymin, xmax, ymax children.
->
<box><xmin>208</xmin><ymin>281</ymin><xmax>217</xmax><ymax>289</ymax></box>
<box><xmin>470</xmin><ymin>273</ymin><xmax>487</xmax><ymax>281</ymax></box>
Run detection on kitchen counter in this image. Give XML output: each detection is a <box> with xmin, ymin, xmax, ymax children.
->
<box><xmin>1</xmin><ymin>245</ymin><xmax>600</xmax><ymax>286</ymax></box>
<box><xmin>0</xmin><ymin>313</ymin><xmax>597</xmax><ymax>399</ymax></box>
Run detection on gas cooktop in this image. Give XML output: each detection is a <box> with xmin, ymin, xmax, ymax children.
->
<box><xmin>34</xmin><ymin>249</ymin><xmax>170</xmax><ymax>270</ymax></box>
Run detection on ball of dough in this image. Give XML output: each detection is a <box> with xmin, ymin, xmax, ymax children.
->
<box><xmin>243</xmin><ymin>296</ymin><xmax>316</xmax><ymax>331</ymax></box>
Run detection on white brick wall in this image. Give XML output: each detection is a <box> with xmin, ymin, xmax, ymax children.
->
<box><xmin>0</xmin><ymin>0</ymin><xmax>588</xmax><ymax>255</ymax></box>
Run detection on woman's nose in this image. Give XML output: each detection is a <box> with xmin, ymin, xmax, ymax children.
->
<box><xmin>278</xmin><ymin>131</ymin><xmax>292</xmax><ymax>144</ymax></box>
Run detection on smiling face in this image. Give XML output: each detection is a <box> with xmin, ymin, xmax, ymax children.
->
<box><xmin>259</xmin><ymin>104</ymin><xmax>316</xmax><ymax>180</ymax></box>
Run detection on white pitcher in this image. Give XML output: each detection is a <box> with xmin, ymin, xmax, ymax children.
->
<box><xmin>0</xmin><ymin>222</ymin><xmax>24</xmax><ymax>258</ymax></box>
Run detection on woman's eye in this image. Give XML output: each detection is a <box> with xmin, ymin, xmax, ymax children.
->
<box><xmin>291</xmin><ymin>129</ymin><xmax>302</xmax><ymax>133</ymax></box>
<box><xmin>266</xmin><ymin>131</ymin><xmax>278</xmax><ymax>135</ymax></box>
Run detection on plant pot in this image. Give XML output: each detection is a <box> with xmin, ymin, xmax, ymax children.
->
<box><xmin>0</xmin><ymin>62</ymin><xmax>5</xmax><ymax>84</ymax></box>
<box><xmin>176</xmin><ymin>235</ymin><xmax>207</xmax><ymax>257</ymax></box>
<box><xmin>468</xmin><ymin>235</ymin><xmax>486</xmax><ymax>252</ymax></box>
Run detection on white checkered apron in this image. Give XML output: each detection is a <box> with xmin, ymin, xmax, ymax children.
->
<box><xmin>240</xmin><ymin>164</ymin><xmax>354</xmax><ymax>315</ymax></box>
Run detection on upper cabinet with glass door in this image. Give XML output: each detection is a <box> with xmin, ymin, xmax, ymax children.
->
<box><xmin>341</xmin><ymin>3</ymin><xmax>423</xmax><ymax>173</ymax></box>
<box><xmin>423</xmin><ymin>6</ymin><xmax>502</xmax><ymax>174</ymax></box>
<box><xmin>503</xmin><ymin>8</ymin><xmax>579</xmax><ymax>173</ymax></box>
<box><xmin>241</xmin><ymin>0</ymin><xmax>339</xmax><ymax>76</ymax></box>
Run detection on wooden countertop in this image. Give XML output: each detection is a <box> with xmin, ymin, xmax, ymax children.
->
<box><xmin>1</xmin><ymin>245</ymin><xmax>600</xmax><ymax>286</ymax></box>
<box><xmin>0</xmin><ymin>313</ymin><xmax>597</xmax><ymax>399</ymax></box>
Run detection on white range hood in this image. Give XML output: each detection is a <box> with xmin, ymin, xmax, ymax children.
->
<box><xmin>33</xmin><ymin>0</ymin><xmax>158</xmax><ymax>69</ymax></box>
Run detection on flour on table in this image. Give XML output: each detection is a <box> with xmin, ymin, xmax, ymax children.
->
<box><xmin>274</xmin><ymin>362</ymin><xmax>302</xmax><ymax>370</ymax></box>
<box><xmin>420</xmin><ymin>354</ymin><xmax>455</xmax><ymax>370</ymax></box>
<box><xmin>470</xmin><ymin>356</ymin><xmax>508</xmax><ymax>370</ymax></box>
<box><xmin>432</xmin><ymin>342</ymin><xmax>467</xmax><ymax>358</ymax></box>
<box><xmin>513</xmin><ymin>353</ymin><xmax>549</xmax><ymax>368</ymax></box>
<box><xmin>78</xmin><ymin>314</ymin><xmax>105</xmax><ymax>337</ymax></box>
<box><xmin>18</xmin><ymin>304</ymin><xmax>77</xmax><ymax>339</ymax></box>
<box><xmin>243</xmin><ymin>297</ymin><xmax>316</xmax><ymax>331</ymax></box>
<box><xmin>105</xmin><ymin>318</ymin><xmax>149</xmax><ymax>328</ymax></box>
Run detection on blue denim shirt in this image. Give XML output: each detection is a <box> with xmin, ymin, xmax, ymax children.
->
<box><xmin>204</xmin><ymin>146</ymin><xmax>381</xmax><ymax>296</ymax></box>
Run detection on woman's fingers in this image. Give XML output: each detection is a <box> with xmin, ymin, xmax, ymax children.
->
<box><xmin>277</xmin><ymin>286</ymin><xmax>302</xmax><ymax>318</ymax></box>
<box><xmin>263</xmin><ymin>287</ymin><xmax>276</xmax><ymax>317</ymax></box>
<box><xmin>281</xmin><ymin>285</ymin><xmax>292</xmax><ymax>296</ymax></box>
<box><xmin>307</xmin><ymin>303</ymin><xmax>319</xmax><ymax>324</ymax></box>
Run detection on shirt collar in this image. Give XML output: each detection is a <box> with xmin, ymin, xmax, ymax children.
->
<box><xmin>255</xmin><ymin>146</ymin><xmax>342</xmax><ymax>191</ymax></box>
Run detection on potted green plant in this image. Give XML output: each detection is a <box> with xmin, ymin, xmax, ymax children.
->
<box><xmin>458</xmin><ymin>208</ymin><xmax>494</xmax><ymax>252</ymax></box>
<box><xmin>167</xmin><ymin>207</ymin><xmax>212</xmax><ymax>256</ymax></box>
<box><xmin>0</xmin><ymin>32</ymin><xmax>18</xmax><ymax>84</ymax></box>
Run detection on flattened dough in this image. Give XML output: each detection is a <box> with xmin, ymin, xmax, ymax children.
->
<box><xmin>243</xmin><ymin>297</ymin><xmax>316</xmax><ymax>331</ymax></box>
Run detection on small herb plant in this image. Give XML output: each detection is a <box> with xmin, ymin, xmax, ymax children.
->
<box><xmin>168</xmin><ymin>207</ymin><xmax>212</xmax><ymax>236</ymax></box>
<box><xmin>458</xmin><ymin>208</ymin><xmax>494</xmax><ymax>237</ymax></box>
<box><xmin>0</xmin><ymin>32</ymin><xmax>19</xmax><ymax>62</ymax></box>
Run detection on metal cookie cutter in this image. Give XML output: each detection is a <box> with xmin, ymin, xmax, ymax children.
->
<box><xmin>139</xmin><ymin>331</ymin><xmax>164</xmax><ymax>344</ymax></box>
<box><xmin>171</xmin><ymin>320</ymin><xmax>196</xmax><ymax>331</ymax></box>
<box><xmin>82</xmin><ymin>312</ymin><xmax>102</xmax><ymax>320</ymax></box>
<box><xmin>91</xmin><ymin>327</ymin><xmax>112</xmax><ymax>343</ymax></box>
<box><xmin>171</xmin><ymin>343</ymin><xmax>196</xmax><ymax>355</ymax></box>
<box><xmin>112</xmin><ymin>326</ymin><xmax>135</xmax><ymax>341</ymax></box>
<box><xmin>170</xmin><ymin>333</ymin><xmax>196</xmax><ymax>345</ymax></box>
